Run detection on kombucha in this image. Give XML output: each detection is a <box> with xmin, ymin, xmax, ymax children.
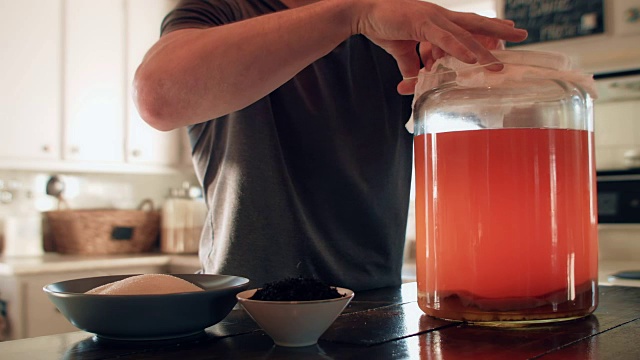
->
<box><xmin>414</xmin><ymin>128</ymin><xmax>598</xmax><ymax>324</ymax></box>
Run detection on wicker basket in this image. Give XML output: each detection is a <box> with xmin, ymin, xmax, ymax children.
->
<box><xmin>44</xmin><ymin>200</ymin><xmax>160</xmax><ymax>255</ymax></box>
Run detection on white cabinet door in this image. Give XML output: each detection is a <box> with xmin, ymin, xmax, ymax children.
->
<box><xmin>0</xmin><ymin>0</ymin><xmax>62</xmax><ymax>161</ymax></box>
<box><xmin>64</xmin><ymin>0</ymin><xmax>125</xmax><ymax>163</ymax></box>
<box><xmin>125</xmin><ymin>0</ymin><xmax>181</xmax><ymax>166</ymax></box>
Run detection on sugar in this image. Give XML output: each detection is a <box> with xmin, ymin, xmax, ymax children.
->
<box><xmin>85</xmin><ymin>274</ymin><xmax>204</xmax><ymax>295</ymax></box>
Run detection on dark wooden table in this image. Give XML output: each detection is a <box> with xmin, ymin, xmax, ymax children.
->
<box><xmin>2</xmin><ymin>283</ymin><xmax>639</xmax><ymax>359</ymax></box>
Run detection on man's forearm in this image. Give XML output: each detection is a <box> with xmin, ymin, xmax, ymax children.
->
<box><xmin>134</xmin><ymin>0</ymin><xmax>354</xmax><ymax>131</ymax></box>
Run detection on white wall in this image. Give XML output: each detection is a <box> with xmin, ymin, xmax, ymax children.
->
<box><xmin>595</xmin><ymin>99</ymin><xmax>640</xmax><ymax>170</ymax></box>
<box><xmin>0</xmin><ymin>170</ymin><xmax>197</xmax><ymax>215</ymax></box>
<box><xmin>428</xmin><ymin>0</ymin><xmax>497</xmax><ymax>17</ymax></box>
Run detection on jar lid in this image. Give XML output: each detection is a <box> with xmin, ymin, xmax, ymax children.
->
<box><xmin>436</xmin><ymin>50</ymin><xmax>575</xmax><ymax>73</ymax></box>
<box><xmin>406</xmin><ymin>50</ymin><xmax>597</xmax><ymax>134</ymax></box>
<box><xmin>417</xmin><ymin>50</ymin><xmax>589</xmax><ymax>89</ymax></box>
<box><xmin>421</xmin><ymin>49</ymin><xmax>596</xmax><ymax>93</ymax></box>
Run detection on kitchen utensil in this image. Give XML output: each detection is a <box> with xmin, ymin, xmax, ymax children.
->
<box><xmin>45</xmin><ymin>175</ymin><xmax>64</xmax><ymax>197</ymax></box>
<box><xmin>45</xmin><ymin>175</ymin><xmax>68</xmax><ymax>209</ymax></box>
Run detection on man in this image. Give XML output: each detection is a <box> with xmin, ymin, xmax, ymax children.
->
<box><xmin>134</xmin><ymin>0</ymin><xmax>527</xmax><ymax>290</ymax></box>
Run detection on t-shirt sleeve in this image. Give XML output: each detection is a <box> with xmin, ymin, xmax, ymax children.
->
<box><xmin>161</xmin><ymin>0</ymin><xmax>240</xmax><ymax>35</ymax></box>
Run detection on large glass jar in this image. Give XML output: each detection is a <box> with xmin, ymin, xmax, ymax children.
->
<box><xmin>411</xmin><ymin>50</ymin><xmax>598</xmax><ymax>325</ymax></box>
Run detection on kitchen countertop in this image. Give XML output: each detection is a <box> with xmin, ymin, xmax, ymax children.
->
<box><xmin>0</xmin><ymin>253</ymin><xmax>201</xmax><ymax>276</ymax></box>
<box><xmin>599</xmin><ymin>260</ymin><xmax>640</xmax><ymax>287</ymax></box>
<box><xmin>2</xmin><ymin>253</ymin><xmax>637</xmax><ymax>288</ymax></box>
<box><xmin>1</xmin><ymin>282</ymin><xmax>638</xmax><ymax>359</ymax></box>
<box><xmin>0</xmin><ymin>253</ymin><xmax>421</xmax><ymax>282</ymax></box>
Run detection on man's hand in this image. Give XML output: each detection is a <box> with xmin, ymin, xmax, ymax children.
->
<box><xmin>351</xmin><ymin>0</ymin><xmax>528</xmax><ymax>94</ymax></box>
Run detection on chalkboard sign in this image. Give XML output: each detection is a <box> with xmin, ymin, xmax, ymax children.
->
<box><xmin>504</xmin><ymin>0</ymin><xmax>605</xmax><ymax>46</ymax></box>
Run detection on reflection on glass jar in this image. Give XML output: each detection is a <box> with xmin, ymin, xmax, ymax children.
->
<box><xmin>418</xmin><ymin>314</ymin><xmax>600</xmax><ymax>358</ymax></box>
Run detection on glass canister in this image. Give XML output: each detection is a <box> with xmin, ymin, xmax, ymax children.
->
<box><xmin>160</xmin><ymin>182</ymin><xmax>207</xmax><ymax>254</ymax></box>
<box><xmin>411</xmin><ymin>50</ymin><xmax>598</xmax><ymax>325</ymax></box>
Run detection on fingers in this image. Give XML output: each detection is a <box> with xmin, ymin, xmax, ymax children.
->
<box><xmin>368</xmin><ymin>2</ymin><xmax>529</xmax><ymax>94</ymax></box>
<box><xmin>397</xmin><ymin>79</ymin><xmax>417</xmax><ymax>95</ymax></box>
<box><xmin>425</xmin><ymin>13</ymin><xmax>526</xmax><ymax>71</ymax></box>
<box><xmin>416</xmin><ymin>42</ymin><xmax>442</xmax><ymax>71</ymax></box>
<box><xmin>386</xmin><ymin>40</ymin><xmax>422</xmax><ymax>80</ymax></box>
<box><xmin>472</xmin><ymin>35</ymin><xmax>503</xmax><ymax>51</ymax></box>
<box><xmin>451</xmin><ymin>13</ymin><xmax>528</xmax><ymax>43</ymax></box>
<box><xmin>431</xmin><ymin>45</ymin><xmax>445</xmax><ymax>63</ymax></box>
<box><xmin>396</xmin><ymin>41</ymin><xmax>443</xmax><ymax>95</ymax></box>
<box><xmin>417</xmin><ymin>42</ymin><xmax>431</xmax><ymax>69</ymax></box>
<box><xmin>421</xmin><ymin>22</ymin><xmax>484</xmax><ymax>66</ymax></box>
<box><xmin>379</xmin><ymin>39</ymin><xmax>420</xmax><ymax>94</ymax></box>
<box><xmin>413</xmin><ymin>5</ymin><xmax>526</xmax><ymax>69</ymax></box>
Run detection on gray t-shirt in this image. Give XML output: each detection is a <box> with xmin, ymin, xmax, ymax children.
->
<box><xmin>162</xmin><ymin>0</ymin><xmax>413</xmax><ymax>291</ymax></box>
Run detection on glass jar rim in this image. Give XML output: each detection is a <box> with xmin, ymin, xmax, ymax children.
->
<box><xmin>491</xmin><ymin>50</ymin><xmax>574</xmax><ymax>71</ymax></box>
<box><xmin>426</xmin><ymin>50</ymin><xmax>575</xmax><ymax>77</ymax></box>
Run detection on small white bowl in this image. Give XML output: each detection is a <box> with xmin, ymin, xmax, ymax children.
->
<box><xmin>236</xmin><ymin>287</ymin><xmax>354</xmax><ymax>347</ymax></box>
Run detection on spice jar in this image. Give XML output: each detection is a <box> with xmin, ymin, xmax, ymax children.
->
<box><xmin>411</xmin><ymin>50</ymin><xmax>598</xmax><ymax>325</ymax></box>
<box><xmin>160</xmin><ymin>182</ymin><xmax>207</xmax><ymax>254</ymax></box>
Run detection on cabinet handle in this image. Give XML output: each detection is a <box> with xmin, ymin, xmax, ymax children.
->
<box><xmin>42</xmin><ymin>145</ymin><xmax>51</xmax><ymax>153</ymax></box>
<box><xmin>624</xmin><ymin>149</ymin><xmax>640</xmax><ymax>160</ymax></box>
<box><xmin>70</xmin><ymin>146</ymin><xmax>79</xmax><ymax>154</ymax></box>
<box><xmin>624</xmin><ymin>149</ymin><xmax>640</xmax><ymax>167</ymax></box>
<box><xmin>132</xmin><ymin>149</ymin><xmax>141</xmax><ymax>157</ymax></box>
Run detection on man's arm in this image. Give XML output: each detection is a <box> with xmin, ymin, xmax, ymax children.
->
<box><xmin>133</xmin><ymin>0</ymin><xmax>527</xmax><ymax>131</ymax></box>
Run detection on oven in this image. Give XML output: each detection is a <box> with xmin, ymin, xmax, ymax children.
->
<box><xmin>597</xmin><ymin>169</ymin><xmax>640</xmax><ymax>287</ymax></box>
<box><xmin>597</xmin><ymin>169</ymin><xmax>640</xmax><ymax>224</ymax></box>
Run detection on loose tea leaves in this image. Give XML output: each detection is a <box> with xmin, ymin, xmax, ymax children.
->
<box><xmin>250</xmin><ymin>277</ymin><xmax>345</xmax><ymax>301</ymax></box>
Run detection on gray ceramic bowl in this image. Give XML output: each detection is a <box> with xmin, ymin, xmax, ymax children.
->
<box><xmin>43</xmin><ymin>274</ymin><xmax>249</xmax><ymax>340</ymax></box>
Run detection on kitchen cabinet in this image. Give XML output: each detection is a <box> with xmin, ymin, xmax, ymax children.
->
<box><xmin>125</xmin><ymin>0</ymin><xmax>182</xmax><ymax>167</ymax></box>
<box><xmin>0</xmin><ymin>0</ymin><xmax>63</xmax><ymax>162</ymax></box>
<box><xmin>594</xmin><ymin>99</ymin><xmax>640</xmax><ymax>170</ymax></box>
<box><xmin>64</xmin><ymin>0</ymin><xmax>126</xmax><ymax>163</ymax></box>
<box><xmin>0</xmin><ymin>0</ymin><xmax>188</xmax><ymax>174</ymax></box>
